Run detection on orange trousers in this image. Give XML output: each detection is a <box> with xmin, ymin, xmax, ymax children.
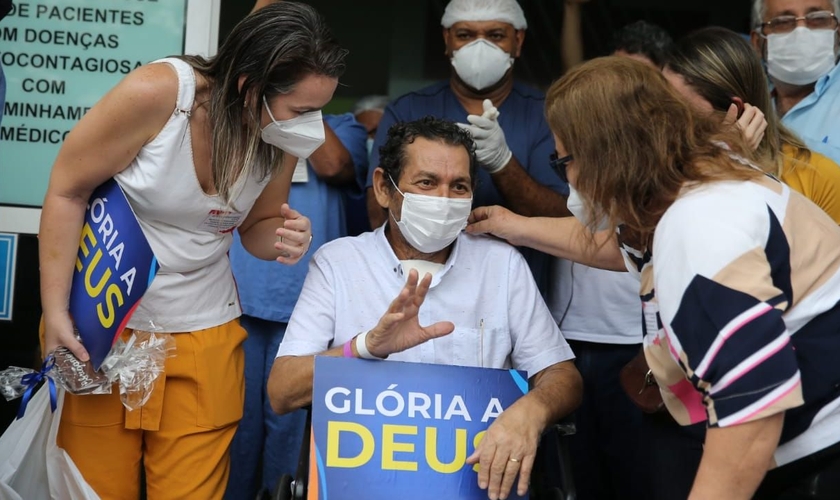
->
<box><xmin>41</xmin><ymin>319</ymin><xmax>247</xmax><ymax>500</ymax></box>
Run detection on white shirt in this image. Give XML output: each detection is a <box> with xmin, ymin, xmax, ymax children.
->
<box><xmin>548</xmin><ymin>259</ymin><xmax>642</xmax><ymax>345</ymax></box>
<box><xmin>114</xmin><ymin>58</ymin><xmax>269</xmax><ymax>332</ymax></box>
<box><xmin>277</xmin><ymin>227</ymin><xmax>574</xmax><ymax>378</ymax></box>
<box><xmin>401</xmin><ymin>259</ymin><xmax>444</xmax><ymax>280</ymax></box>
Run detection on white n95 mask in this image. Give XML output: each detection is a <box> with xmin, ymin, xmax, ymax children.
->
<box><xmin>389</xmin><ymin>177</ymin><xmax>473</xmax><ymax>253</ymax></box>
<box><xmin>260</xmin><ymin>97</ymin><xmax>326</xmax><ymax>159</ymax></box>
<box><xmin>766</xmin><ymin>27</ymin><xmax>837</xmax><ymax>86</ymax></box>
<box><xmin>451</xmin><ymin>39</ymin><xmax>514</xmax><ymax>91</ymax></box>
<box><xmin>567</xmin><ymin>185</ymin><xmax>610</xmax><ymax>232</ymax></box>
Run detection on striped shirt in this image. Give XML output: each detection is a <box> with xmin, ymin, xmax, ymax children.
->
<box><xmin>621</xmin><ymin>175</ymin><xmax>840</xmax><ymax>467</ymax></box>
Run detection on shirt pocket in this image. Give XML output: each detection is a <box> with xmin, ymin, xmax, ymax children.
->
<box><xmin>449</xmin><ymin>325</ymin><xmax>512</xmax><ymax>369</ymax></box>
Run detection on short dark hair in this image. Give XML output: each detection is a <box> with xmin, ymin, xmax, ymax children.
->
<box><xmin>611</xmin><ymin>20</ymin><xmax>675</xmax><ymax>68</ymax></box>
<box><xmin>379</xmin><ymin>117</ymin><xmax>478</xmax><ymax>190</ymax></box>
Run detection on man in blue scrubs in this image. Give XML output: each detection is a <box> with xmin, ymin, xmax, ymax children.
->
<box><xmin>225</xmin><ymin>114</ymin><xmax>368</xmax><ymax>500</ymax></box>
<box><xmin>365</xmin><ymin>0</ymin><xmax>570</xmax><ymax>295</ymax></box>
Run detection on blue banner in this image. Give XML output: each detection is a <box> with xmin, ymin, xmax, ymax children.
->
<box><xmin>310</xmin><ymin>357</ymin><xmax>530</xmax><ymax>500</ymax></box>
<box><xmin>68</xmin><ymin>179</ymin><xmax>158</xmax><ymax>369</ymax></box>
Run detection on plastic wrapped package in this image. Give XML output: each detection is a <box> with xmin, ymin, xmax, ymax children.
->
<box><xmin>102</xmin><ymin>329</ymin><xmax>176</xmax><ymax>411</ymax></box>
<box><xmin>0</xmin><ymin>326</ymin><xmax>175</xmax><ymax>414</ymax></box>
<box><xmin>52</xmin><ymin>347</ymin><xmax>111</xmax><ymax>395</ymax></box>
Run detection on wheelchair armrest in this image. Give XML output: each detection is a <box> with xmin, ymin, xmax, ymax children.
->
<box><xmin>553</xmin><ymin>416</ymin><xmax>577</xmax><ymax>500</ymax></box>
<box><xmin>532</xmin><ymin>415</ymin><xmax>577</xmax><ymax>500</ymax></box>
<box><xmin>291</xmin><ymin>406</ymin><xmax>312</xmax><ymax>499</ymax></box>
<box><xmin>272</xmin><ymin>406</ymin><xmax>312</xmax><ymax>500</ymax></box>
<box><xmin>553</xmin><ymin>419</ymin><xmax>577</xmax><ymax>438</ymax></box>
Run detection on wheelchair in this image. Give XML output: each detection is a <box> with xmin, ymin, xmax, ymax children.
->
<box><xmin>268</xmin><ymin>408</ymin><xmax>577</xmax><ymax>500</ymax></box>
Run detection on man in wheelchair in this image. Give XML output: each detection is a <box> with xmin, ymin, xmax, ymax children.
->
<box><xmin>268</xmin><ymin>117</ymin><xmax>582</xmax><ymax>500</ymax></box>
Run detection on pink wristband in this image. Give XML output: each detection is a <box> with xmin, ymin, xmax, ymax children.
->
<box><xmin>343</xmin><ymin>339</ymin><xmax>354</xmax><ymax>358</ymax></box>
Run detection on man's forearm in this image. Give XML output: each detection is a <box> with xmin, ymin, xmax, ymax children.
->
<box><xmin>491</xmin><ymin>156</ymin><xmax>571</xmax><ymax>217</ymax></box>
<box><xmin>689</xmin><ymin>413</ymin><xmax>784</xmax><ymax>499</ymax></box>
<box><xmin>308</xmin><ymin>124</ymin><xmax>356</xmax><ymax>186</ymax></box>
<box><xmin>268</xmin><ymin>344</ymin><xmax>348</xmax><ymax>414</ymax></box>
<box><xmin>520</xmin><ymin>361</ymin><xmax>582</xmax><ymax>430</ymax></box>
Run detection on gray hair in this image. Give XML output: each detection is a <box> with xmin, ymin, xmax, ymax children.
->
<box><xmin>751</xmin><ymin>0</ymin><xmax>840</xmax><ymax>29</ymax></box>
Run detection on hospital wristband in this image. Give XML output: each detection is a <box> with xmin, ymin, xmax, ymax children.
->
<box><xmin>355</xmin><ymin>330</ymin><xmax>387</xmax><ymax>360</ymax></box>
<box><xmin>342</xmin><ymin>339</ymin><xmax>354</xmax><ymax>358</ymax></box>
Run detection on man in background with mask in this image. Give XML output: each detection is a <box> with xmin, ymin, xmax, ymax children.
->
<box><xmin>365</xmin><ymin>0</ymin><xmax>569</xmax><ymax>296</ymax></box>
<box><xmin>269</xmin><ymin>117</ymin><xmax>582</xmax><ymax>500</ymax></box>
<box><xmin>345</xmin><ymin>95</ymin><xmax>390</xmax><ymax>237</ymax></box>
<box><xmin>751</xmin><ymin>0</ymin><xmax>840</xmax><ymax>163</ymax></box>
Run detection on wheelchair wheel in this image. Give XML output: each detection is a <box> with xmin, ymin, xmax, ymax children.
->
<box><xmin>546</xmin><ymin>487</ymin><xmax>566</xmax><ymax>500</ymax></box>
<box><xmin>272</xmin><ymin>474</ymin><xmax>294</xmax><ymax>500</ymax></box>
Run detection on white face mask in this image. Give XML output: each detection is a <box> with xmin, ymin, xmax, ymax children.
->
<box><xmin>260</xmin><ymin>97</ymin><xmax>326</xmax><ymax>159</ymax></box>
<box><xmin>567</xmin><ymin>185</ymin><xmax>610</xmax><ymax>232</ymax></box>
<box><xmin>451</xmin><ymin>39</ymin><xmax>514</xmax><ymax>91</ymax></box>
<box><xmin>766</xmin><ymin>27</ymin><xmax>837</xmax><ymax>86</ymax></box>
<box><xmin>389</xmin><ymin>177</ymin><xmax>473</xmax><ymax>253</ymax></box>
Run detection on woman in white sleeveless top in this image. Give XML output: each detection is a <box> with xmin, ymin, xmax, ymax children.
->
<box><xmin>37</xmin><ymin>4</ymin><xmax>346</xmax><ymax>498</ymax></box>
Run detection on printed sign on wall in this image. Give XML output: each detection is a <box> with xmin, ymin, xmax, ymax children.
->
<box><xmin>0</xmin><ymin>0</ymin><xmax>187</xmax><ymax>207</ymax></box>
<box><xmin>309</xmin><ymin>356</ymin><xmax>530</xmax><ymax>499</ymax></box>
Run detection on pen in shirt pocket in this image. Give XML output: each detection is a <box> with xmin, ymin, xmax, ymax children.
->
<box><xmin>479</xmin><ymin>318</ymin><xmax>485</xmax><ymax>368</ymax></box>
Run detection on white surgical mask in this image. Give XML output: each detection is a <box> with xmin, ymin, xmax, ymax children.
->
<box><xmin>260</xmin><ymin>97</ymin><xmax>325</xmax><ymax>158</ymax></box>
<box><xmin>567</xmin><ymin>185</ymin><xmax>610</xmax><ymax>232</ymax></box>
<box><xmin>766</xmin><ymin>27</ymin><xmax>837</xmax><ymax>86</ymax></box>
<box><xmin>389</xmin><ymin>177</ymin><xmax>472</xmax><ymax>253</ymax></box>
<box><xmin>451</xmin><ymin>39</ymin><xmax>514</xmax><ymax>91</ymax></box>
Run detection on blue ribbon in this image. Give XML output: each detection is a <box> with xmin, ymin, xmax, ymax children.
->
<box><xmin>16</xmin><ymin>356</ymin><xmax>57</xmax><ymax>420</ymax></box>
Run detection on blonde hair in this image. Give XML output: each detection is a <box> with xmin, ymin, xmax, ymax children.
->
<box><xmin>546</xmin><ymin>56</ymin><xmax>766</xmax><ymax>243</ymax></box>
<box><xmin>666</xmin><ymin>26</ymin><xmax>811</xmax><ymax>177</ymax></box>
<box><xmin>181</xmin><ymin>3</ymin><xmax>347</xmax><ymax>204</ymax></box>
